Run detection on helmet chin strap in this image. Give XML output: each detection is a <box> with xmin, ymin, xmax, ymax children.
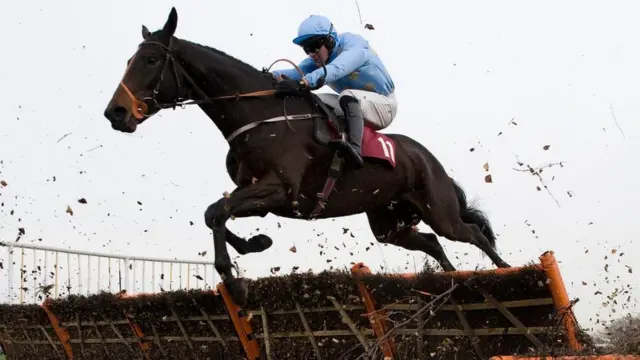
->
<box><xmin>314</xmin><ymin>22</ymin><xmax>334</xmax><ymax>88</ymax></box>
<box><xmin>326</xmin><ymin>23</ymin><xmax>336</xmax><ymax>53</ymax></box>
<box><xmin>312</xmin><ymin>49</ymin><xmax>328</xmax><ymax>89</ymax></box>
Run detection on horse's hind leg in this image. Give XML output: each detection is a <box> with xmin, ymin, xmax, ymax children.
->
<box><xmin>397</xmin><ymin>230</ymin><xmax>457</xmax><ymax>272</ymax></box>
<box><xmin>449</xmin><ymin>222</ymin><xmax>511</xmax><ymax>268</ymax></box>
<box><xmin>419</xmin><ymin>184</ymin><xmax>512</xmax><ymax>269</ymax></box>
<box><xmin>366</xmin><ymin>201</ymin><xmax>457</xmax><ymax>272</ymax></box>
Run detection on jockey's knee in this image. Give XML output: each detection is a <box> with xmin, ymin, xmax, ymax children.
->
<box><xmin>338</xmin><ymin>94</ymin><xmax>359</xmax><ymax>109</ymax></box>
<box><xmin>338</xmin><ymin>90</ymin><xmax>361</xmax><ymax>103</ymax></box>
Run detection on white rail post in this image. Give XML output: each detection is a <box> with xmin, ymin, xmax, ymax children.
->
<box><xmin>7</xmin><ymin>244</ymin><xmax>14</xmax><ymax>305</ymax></box>
<box><xmin>125</xmin><ymin>257</ymin><xmax>130</xmax><ymax>293</ymax></box>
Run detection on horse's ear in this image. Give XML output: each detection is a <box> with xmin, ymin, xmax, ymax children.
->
<box><xmin>141</xmin><ymin>25</ymin><xmax>151</xmax><ymax>39</ymax></box>
<box><xmin>162</xmin><ymin>7</ymin><xmax>178</xmax><ymax>37</ymax></box>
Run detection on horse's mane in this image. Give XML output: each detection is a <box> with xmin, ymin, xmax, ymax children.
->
<box><xmin>177</xmin><ymin>37</ymin><xmax>266</xmax><ymax>76</ymax></box>
<box><xmin>147</xmin><ymin>28</ymin><xmax>264</xmax><ymax>72</ymax></box>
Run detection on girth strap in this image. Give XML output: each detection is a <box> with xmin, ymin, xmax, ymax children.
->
<box><xmin>225</xmin><ymin>113</ymin><xmax>316</xmax><ymax>142</ymax></box>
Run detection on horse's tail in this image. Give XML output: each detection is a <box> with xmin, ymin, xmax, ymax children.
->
<box><xmin>452</xmin><ymin>179</ymin><xmax>497</xmax><ymax>249</ymax></box>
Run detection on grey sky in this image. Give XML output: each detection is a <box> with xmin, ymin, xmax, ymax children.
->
<box><xmin>0</xmin><ymin>0</ymin><xmax>638</xmax><ymax>331</ymax></box>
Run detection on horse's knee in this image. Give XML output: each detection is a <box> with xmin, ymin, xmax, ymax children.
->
<box><xmin>204</xmin><ymin>199</ymin><xmax>228</xmax><ymax>228</ymax></box>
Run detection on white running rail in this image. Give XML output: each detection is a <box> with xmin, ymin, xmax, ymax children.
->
<box><xmin>0</xmin><ymin>242</ymin><xmax>217</xmax><ymax>305</ymax></box>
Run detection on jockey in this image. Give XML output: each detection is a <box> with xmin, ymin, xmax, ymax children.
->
<box><xmin>270</xmin><ymin>15</ymin><xmax>397</xmax><ymax>169</ymax></box>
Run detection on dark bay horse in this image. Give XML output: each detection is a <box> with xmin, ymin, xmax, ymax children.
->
<box><xmin>103</xmin><ymin>7</ymin><xmax>511</xmax><ymax>306</ymax></box>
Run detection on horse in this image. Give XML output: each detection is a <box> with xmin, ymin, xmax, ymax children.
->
<box><xmin>102</xmin><ymin>7</ymin><xmax>511</xmax><ymax>306</ymax></box>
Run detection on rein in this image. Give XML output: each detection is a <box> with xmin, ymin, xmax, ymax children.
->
<box><xmin>118</xmin><ymin>38</ymin><xmax>306</xmax><ymax>120</ymax></box>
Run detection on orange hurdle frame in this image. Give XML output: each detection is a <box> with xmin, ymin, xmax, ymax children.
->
<box><xmin>40</xmin><ymin>292</ymin><xmax>160</xmax><ymax>359</ymax></box>
<box><xmin>41</xmin><ymin>298</ymin><xmax>74</xmax><ymax>359</ymax></box>
<box><xmin>116</xmin><ymin>292</ymin><xmax>152</xmax><ymax>360</ymax></box>
<box><xmin>349</xmin><ymin>251</ymin><xmax>584</xmax><ymax>360</ymax></box>
<box><xmin>217</xmin><ymin>283</ymin><xmax>261</xmax><ymax>360</ymax></box>
<box><xmin>351</xmin><ymin>262</ymin><xmax>398</xmax><ymax>359</ymax></box>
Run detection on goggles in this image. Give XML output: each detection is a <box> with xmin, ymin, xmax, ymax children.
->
<box><xmin>301</xmin><ymin>36</ymin><xmax>327</xmax><ymax>54</ymax></box>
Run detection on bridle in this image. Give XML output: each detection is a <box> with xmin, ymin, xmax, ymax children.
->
<box><xmin>117</xmin><ymin>37</ymin><xmax>307</xmax><ymax>121</ymax></box>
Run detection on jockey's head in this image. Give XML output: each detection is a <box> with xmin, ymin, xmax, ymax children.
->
<box><xmin>292</xmin><ymin>15</ymin><xmax>337</xmax><ymax>66</ymax></box>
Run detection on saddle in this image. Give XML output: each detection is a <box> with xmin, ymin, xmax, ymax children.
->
<box><xmin>308</xmin><ymin>92</ymin><xmax>348</xmax><ymax>146</ymax></box>
<box><xmin>267</xmin><ymin>70</ymin><xmax>348</xmax><ymax>147</ymax></box>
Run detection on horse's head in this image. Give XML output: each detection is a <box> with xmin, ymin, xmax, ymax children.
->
<box><xmin>103</xmin><ymin>7</ymin><xmax>188</xmax><ymax>133</ymax></box>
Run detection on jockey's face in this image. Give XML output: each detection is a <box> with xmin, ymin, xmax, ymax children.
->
<box><xmin>308</xmin><ymin>45</ymin><xmax>330</xmax><ymax>66</ymax></box>
<box><xmin>302</xmin><ymin>37</ymin><xmax>330</xmax><ymax>66</ymax></box>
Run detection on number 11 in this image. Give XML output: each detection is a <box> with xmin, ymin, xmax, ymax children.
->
<box><xmin>377</xmin><ymin>137</ymin><xmax>395</xmax><ymax>162</ymax></box>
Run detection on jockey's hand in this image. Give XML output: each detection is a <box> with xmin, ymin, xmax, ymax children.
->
<box><xmin>275</xmin><ymin>79</ymin><xmax>308</xmax><ymax>97</ymax></box>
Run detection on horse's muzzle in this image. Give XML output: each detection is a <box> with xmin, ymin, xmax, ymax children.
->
<box><xmin>104</xmin><ymin>106</ymin><xmax>137</xmax><ymax>133</ymax></box>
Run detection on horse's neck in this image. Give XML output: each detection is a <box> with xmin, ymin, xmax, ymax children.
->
<box><xmin>177</xmin><ymin>40</ymin><xmax>315</xmax><ymax>142</ymax></box>
<box><xmin>176</xmin><ymin>41</ymin><xmax>268</xmax><ymax>133</ymax></box>
<box><xmin>177</xmin><ymin>40</ymin><xmax>269</xmax><ymax>94</ymax></box>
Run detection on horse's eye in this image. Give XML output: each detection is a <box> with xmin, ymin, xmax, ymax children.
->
<box><xmin>146</xmin><ymin>56</ymin><xmax>158</xmax><ymax>65</ymax></box>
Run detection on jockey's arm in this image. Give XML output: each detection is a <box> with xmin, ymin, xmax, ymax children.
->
<box><xmin>271</xmin><ymin>57</ymin><xmax>317</xmax><ymax>81</ymax></box>
<box><xmin>303</xmin><ymin>34</ymin><xmax>368</xmax><ymax>88</ymax></box>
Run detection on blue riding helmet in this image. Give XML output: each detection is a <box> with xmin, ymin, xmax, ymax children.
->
<box><xmin>292</xmin><ymin>15</ymin><xmax>338</xmax><ymax>46</ymax></box>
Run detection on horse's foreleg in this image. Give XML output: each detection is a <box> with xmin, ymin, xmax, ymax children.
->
<box><xmin>225</xmin><ymin>228</ymin><xmax>273</xmax><ymax>255</ymax></box>
<box><xmin>204</xmin><ymin>173</ymin><xmax>287</xmax><ymax>306</ymax></box>
<box><xmin>222</xmin><ymin>187</ymin><xmax>273</xmax><ymax>255</ymax></box>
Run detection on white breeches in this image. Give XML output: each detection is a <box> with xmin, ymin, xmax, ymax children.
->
<box><xmin>315</xmin><ymin>89</ymin><xmax>398</xmax><ymax>130</ymax></box>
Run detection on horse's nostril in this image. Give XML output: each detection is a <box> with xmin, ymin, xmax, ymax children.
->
<box><xmin>114</xmin><ymin>106</ymin><xmax>128</xmax><ymax>117</ymax></box>
<box><xmin>105</xmin><ymin>105</ymin><xmax>130</xmax><ymax>123</ymax></box>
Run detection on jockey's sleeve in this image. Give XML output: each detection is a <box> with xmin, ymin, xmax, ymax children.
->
<box><xmin>303</xmin><ymin>34</ymin><xmax>368</xmax><ymax>88</ymax></box>
<box><xmin>271</xmin><ymin>57</ymin><xmax>317</xmax><ymax>81</ymax></box>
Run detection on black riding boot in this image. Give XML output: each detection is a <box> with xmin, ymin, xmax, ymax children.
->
<box><xmin>339</xmin><ymin>96</ymin><xmax>364</xmax><ymax>169</ymax></box>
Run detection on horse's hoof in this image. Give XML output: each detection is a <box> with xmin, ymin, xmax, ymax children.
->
<box><xmin>248</xmin><ymin>234</ymin><xmax>273</xmax><ymax>253</ymax></box>
<box><xmin>224</xmin><ymin>277</ymin><xmax>248</xmax><ymax>307</ymax></box>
